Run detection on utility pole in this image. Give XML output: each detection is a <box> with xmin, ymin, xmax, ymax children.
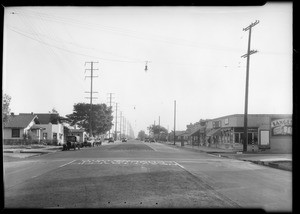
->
<box><xmin>107</xmin><ymin>93</ymin><xmax>114</xmax><ymax>138</ymax></box>
<box><xmin>158</xmin><ymin>116</ymin><xmax>160</xmax><ymax>142</ymax></box>
<box><xmin>241</xmin><ymin>20</ymin><xmax>259</xmax><ymax>152</ymax></box>
<box><xmin>174</xmin><ymin>100</ymin><xmax>176</xmax><ymax>145</ymax></box>
<box><xmin>85</xmin><ymin>61</ymin><xmax>99</xmax><ymax>137</ymax></box>
<box><xmin>120</xmin><ymin>112</ymin><xmax>122</xmax><ymax>139</ymax></box>
<box><xmin>115</xmin><ymin>103</ymin><xmax>118</xmax><ymax>140</ymax></box>
<box><xmin>123</xmin><ymin>117</ymin><xmax>126</xmax><ymax>139</ymax></box>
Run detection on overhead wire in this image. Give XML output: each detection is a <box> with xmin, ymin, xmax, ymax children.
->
<box><xmin>8</xmin><ymin>9</ymin><xmax>249</xmax><ymax>71</ymax></box>
<box><xmin>14</xmin><ymin>9</ymin><xmax>245</xmax><ymax>53</ymax></box>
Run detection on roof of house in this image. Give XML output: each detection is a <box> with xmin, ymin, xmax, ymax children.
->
<box><xmin>20</xmin><ymin>113</ymin><xmax>70</xmax><ymax>124</ymax></box>
<box><xmin>4</xmin><ymin>114</ymin><xmax>38</xmax><ymax>128</ymax></box>
<box><xmin>30</xmin><ymin>124</ymin><xmax>46</xmax><ymax>130</ymax></box>
<box><xmin>69</xmin><ymin>129</ymin><xmax>85</xmax><ymax>133</ymax></box>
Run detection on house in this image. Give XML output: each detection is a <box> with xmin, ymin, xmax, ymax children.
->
<box><xmin>3</xmin><ymin>113</ymin><xmax>45</xmax><ymax>143</ymax></box>
<box><xmin>19</xmin><ymin>113</ymin><xmax>69</xmax><ymax>145</ymax></box>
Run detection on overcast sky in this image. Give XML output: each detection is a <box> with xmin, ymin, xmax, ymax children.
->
<box><xmin>3</xmin><ymin>3</ymin><xmax>292</xmax><ymax>136</ymax></box>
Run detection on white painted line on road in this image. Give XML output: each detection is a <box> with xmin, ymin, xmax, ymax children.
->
<box><xmin>142</xmin><ymin>142</ymin><xmax>157</xmax><ymax>151</ymax></box>
<box><xmin>59</xmin><ymin>160</ymin><xmax>76</xmax><ymax>168</ymax></box>
<box><xmin>71</xmin><ymin>159</ymin><xmax>180</xmax><ymax>166</ymax></box>
<box><xmin>174</xmin><ymin>161</ymin><xmax>185</xmax><ymax>169</ymax></box>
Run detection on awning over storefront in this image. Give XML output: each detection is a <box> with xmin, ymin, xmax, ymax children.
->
<box><xmin>189</xmin><ymin>127</ymin><xmax>205</xmax><ymax>136</ymax></box>
<box><xmin>206</xmin><ymin>128</ymin><xmax>221</xmax><ymax>137</ymax></box>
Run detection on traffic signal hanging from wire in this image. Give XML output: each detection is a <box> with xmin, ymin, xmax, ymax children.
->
<box><xmin>145</xmin><ymin>61</ymin><xmax>148</xmax><ymax>72</ymax></box>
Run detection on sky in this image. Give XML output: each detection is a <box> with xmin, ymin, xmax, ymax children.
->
<box><xmin>3</xmin><ymin>3</ymin><xmax>293</xmax><ymax>136</ymax></box>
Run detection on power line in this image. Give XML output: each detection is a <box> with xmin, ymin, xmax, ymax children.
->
<box><xmin>12</xmin><ymin>8</ymin><xmax>246</xmax><ymax>53</ymax></box>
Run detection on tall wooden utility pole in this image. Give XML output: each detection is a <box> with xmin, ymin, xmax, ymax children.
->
<box><xmin>120</xmin><ymin>112</ymin><xmax>122</xmax><ymax>139</ymax></box>
<box><xmin>85</xmin><ymin>61</ymin><xmax>99</xmax><ymax>137</ymax></box>
<box><xmin>241</xmin><ymin>20</ymin><xmax>259</xmax><ymax>152</ymax></box>
<box><xmin>115</xmin><ymin>103</ymin><xmax>118</xmax><ymax>140</ymax></box>
<box><xmin>174</xmin><ymin>100</ymin><xmax>176</xmax><ymax>145</ymax></box>
<box><xmin>107</xmin><ymin>93</ymin><xmax>114</xmax><ymax>138</ymax></box>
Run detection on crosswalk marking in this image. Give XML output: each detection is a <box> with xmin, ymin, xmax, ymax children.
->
<box><xmin>70</xmin><ymin>159</ymin><xmax>180</xmax><ymax>166</ymax></box>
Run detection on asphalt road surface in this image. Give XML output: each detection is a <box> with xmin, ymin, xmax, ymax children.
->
<box><xmin>3</xmin><ymin>140</ymin><xmax>292</xmax><ymax>210</ymax></box>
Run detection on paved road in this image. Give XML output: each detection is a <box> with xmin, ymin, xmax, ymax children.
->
<box><xmin>3</xmin><ymin>140</ymin><xmax>292</xmax><ymax>210</ymax></box>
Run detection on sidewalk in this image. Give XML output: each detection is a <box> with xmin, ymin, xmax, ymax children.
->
<box><xmin>3</xmin><ymin>145</ymin><xmax>63</xmax><ymax>160</ymax></box>
<box><xmin>162</xmin><ymin>141</ymin><xmax>292</xmax><ymax>171</ymax></box>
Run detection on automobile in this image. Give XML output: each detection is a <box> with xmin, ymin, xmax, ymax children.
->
<box><xmin>83</xmin><ymin>137</ymin><xmax>95</xmax><ymax>147</ymax></box>
<box><xmin>63</xmin><ymin>135</ymin><xmax>81</xmax><ymax>151</ymax></box>
<box><xmin>94</xmin><ymin>138</ymin><xmax>102</xmax><ymax>146</ymax></box>
<box><xmin>121</xmin><ymin>138</ymin><xmax>127</xmax><ymax>142</ymax></box>
<box><xmin>144</xmin><ymin>138</ymin><xmax>150</xmax><ymax>142</ymax></box>
<box><xmin>108</xmin><ymin>137</ymin><xmax>114</xmax><ymax>143</ymax></box>
<box><xmin>150</xmin><ymin>138</ymin><xmax>156</xmax><ymax>143</ymax></box>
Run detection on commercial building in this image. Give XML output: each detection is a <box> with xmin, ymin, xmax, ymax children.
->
<box><xmin>204</xmin><ymin>114</ymin><xmax>292</xmax><ymax>153</ymax></box>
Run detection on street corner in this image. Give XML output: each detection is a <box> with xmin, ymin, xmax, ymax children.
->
<box><xmin>3</xmin><ymin>152</ymin><xmax>41</xmax><ymax>161</ymax></box>
<box><xmin>251</xmin><ymin>160</ymin><xmax>292</xmax><ymax>171</ymax></box>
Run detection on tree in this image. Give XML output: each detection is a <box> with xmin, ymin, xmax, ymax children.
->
<box><xmin>137</xmin><ymin>130</ymin><xmax>147</xmax><ymax>140</ymax></box>
<box><xmin>66</xmin><ymin>103</ymin><xmax>113</xmax><ymax>136</ymax></box>
<box><xmin>147</xmin><ymin>125</ymin><xmax>168</xmax><ymax>140</ymax></box>
<box><xmin>2</xmin><ymin>93</ymin><xmax>11</xmax><ymax>124</ymax></box>
<box><xmin>49</xmin><ymin>107</ymin><xmax>58</xmax><ymax>114</ymax></box>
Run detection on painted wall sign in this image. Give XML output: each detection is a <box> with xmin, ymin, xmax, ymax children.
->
<box><xmin>213</xmin><ymin>120</ymin><xmax>221</xmax><ymax>128</ymax></box>
<box><xmin>271</xmin><ymin>118</ymin><xmax>292</xmax><ymax>136</ymax></box>
<box><xmin>224</xmin><ymin>118</ymin><xmax>229</xmax><ymax>125</ymax></box>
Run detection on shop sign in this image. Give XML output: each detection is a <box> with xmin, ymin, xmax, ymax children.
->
<box><xmin>224</xmin><ymin>118</ymin><xmax>229</xmax><ymax>125</ymax></box>
<box><xmin>271</xmin><ymin>118</ymin><xmax>292</xmax><ymax>136</ymax></box>
<box><xmin>213</xmin><ymin>120</ymin><xmax>221</xmax><ymax>128</ymax></box>
<box><xmin>234</xmin><ymin>127</ymin><xmax>258</xmax><ymax>132</ymax></box>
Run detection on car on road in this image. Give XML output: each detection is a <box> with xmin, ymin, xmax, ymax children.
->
<box><xmin>83</xmin><ymin>137</ymin><xmax>95</xmax><ymax>147</ymax></box>
<box><xmin>108</xmin><ymin>137</ymin><xmax>114</xmax><ymax>143</ymax></box>
<box><xmin>63</xmin><ymin>135</ymin><xmax>81</xmax><ymax>151</ymax></box>
<box><xmin>121</xmin><ymin>138</ymin><xmax>127</xmax><ymax>142</ymax></box>
<box><xmin>94</xmin><ymin>138</ymin><xmax>102</xmax><ymax>146</ymax></box>
<box><xmin>150</xmin><ymin>138</ymin><xmax>156</xmax><ymax>143</ymax></box>
<box><xmin>144</xmin><ymin>138</ymin><xmax>150</xmax><ymax>142</ymax></box>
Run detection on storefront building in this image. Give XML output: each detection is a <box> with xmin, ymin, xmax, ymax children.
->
<box><xmin>205</xmin><ymin>114</ymin><xmax>292</xmax><ymax>153</ymax></box>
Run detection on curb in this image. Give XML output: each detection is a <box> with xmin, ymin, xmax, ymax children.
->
<box><xmin>163</xmin><ymin>142</ymin><xmax>292</xmax><ymax>172</ymax></box>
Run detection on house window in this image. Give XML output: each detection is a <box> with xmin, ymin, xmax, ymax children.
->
<box><xmin>53</xmin><ymin>133</ymin><xmax>57</xmax><ymax>140</ymax></box>
<box><xmin>12</xmin><ymin>129</ymin><xmax>20</xmax><ymax>138</ymax></box>
<box><xmin>43</xmin><ymin>133</ymin><xmax>48</xmax><ymax>140</ymax></box>
<box><xmin>59</xmin><ymin>134</ymin><xmax>63</xmax><ymax>140</ymax></box>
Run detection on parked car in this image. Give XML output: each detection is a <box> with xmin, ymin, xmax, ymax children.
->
<box><xmin>144</xmin><ymin>138</ymin><xmax>149</xmax><ymax>142</ymax></box>
<box><xmin>150</xmin><ymin>138</ymin><xmax>156</xmax><ymax>143</ymax></box>
<box><xmin>94</xmin><ymin>138</ymin><xmax>102</xmax><ymax>146</ymax></box>
<box><xmin>108</xmin><ymin>137</ymin><xmax>114</xmax><ymax>143</ymax></box>
<box><xmin>63</xmin><ymin>135</ymin><xmax>81</xmax><ymax>151</ymax></box>
<box><xmin>83</xmin><ymin>137</ymin><xmax>95</xmax><ymax>147</ymax></box>
<box><xmin>121</xmin><ymin>138</ymin><xmax>127</xmax><ymax>142</ymax></box>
